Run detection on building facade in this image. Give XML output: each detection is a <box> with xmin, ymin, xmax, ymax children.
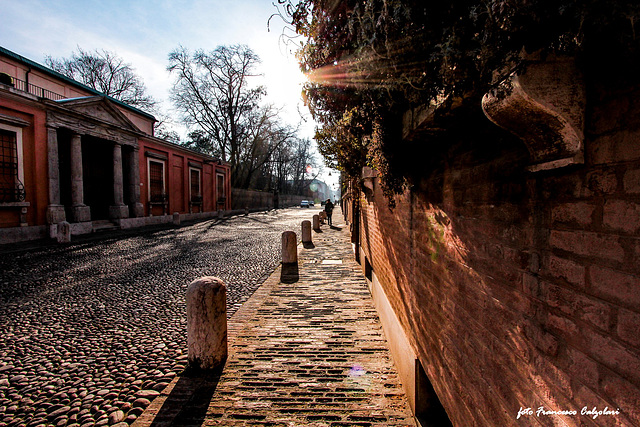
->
<box><xmin>0</xmin><ymin>47</ymin><xmax>231</xmax><ymax>244</ymax></box>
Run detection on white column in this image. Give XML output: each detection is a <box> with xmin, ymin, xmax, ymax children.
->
<box><xmin>70</xmin><ymin>133</ymin><xmax>90</xmax><ymax>222</ymax></box>
<box><xmin>128</xmin><ymin>147</ymin><xmax>144</xmax><ymax>217</ymax></box>
<box><xmin>109</xmin><ymin>142</ymin><xmax>129</xmax><ymax>220</ymax></box>
<box><xmin>113</xmin><ymin>143</ymin><xmax>124</xmax><ymax>205</ymax></box>
<box><xmin>46</xmin><ymin>126</ymin><xmax>66</xmax><ymax>226</ymax></box>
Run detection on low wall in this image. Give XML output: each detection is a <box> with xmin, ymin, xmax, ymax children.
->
<box><xmin>0</xmin><ymin>224</ymin><xmax>48</xmax><ymax>245</ymax></box>
<box><xmin>278</xmin><ymin>194</ymin><xmax>308</xmax><ymax>208</ymax></box>
<box><xmin>231</xmin><ymin>189</ymin><xmax>272</xmax><ymax>210</ymax></box>
<box><xmin>231</xmin><ymin>188</ymin><xmax>307</xmax><ymax>210</ymax></box>
<box><xmin>0</xmin><ymin>210</ymin><xmax>236</xmax><ymax>246</ymax></box>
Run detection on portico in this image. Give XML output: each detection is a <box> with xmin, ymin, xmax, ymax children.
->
<box><xmin>45</xmin><ymin>96</ymin><xmax>145</xmax><ymax>229</ymax></box>
<box><xmin>0</xmin><ymin>46</ymin><xmax>232</xmax><ymax>244</ymax></box>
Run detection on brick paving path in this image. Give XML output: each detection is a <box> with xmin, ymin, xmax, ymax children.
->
<box><xmin>134</xmin><ymin>209</ymin><xmax>416</xmax><ymax>426</ymax></box>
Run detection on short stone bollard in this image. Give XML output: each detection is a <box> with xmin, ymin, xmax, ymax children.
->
<box><xmin>319</xmin><ymin>211</ymin><xmax>327</xmax><ymax>224</ymax></box>
<box><xmin>301</xmin><ymin>220</ymin><xmax>312</xmax><ymax>244</ymax></box>
<box><xmin>57</xmin><ymin>221</ymin><xmax>71</xmax><ymax>243</ymax></box>
<box><xmin>313</xmin><ymin>214</ymin><xmax>320</xmax><ymax>230</ymax></box>
<box><xmin>282</xmin><ymin>231</ymin><xmax>298</xmax><ymax>264</ymax></box>
<box><xmin>186</xmin><ymin>277</ymin><xmax>228</xmax><ymax>370</ymax></box>
<box><xmin>173</xmin><ymin>212</ymin><xmax>180</xmax><ymax>226</ymax></box>
<box><xmin>244</xmin><ymin>207</ymin><xmax>249</xmax><ymax>216</ymax></box>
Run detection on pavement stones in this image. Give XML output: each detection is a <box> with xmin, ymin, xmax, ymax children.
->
<box><xmin>0</xmin><ymin>209</ymin><xmax>311</xmax><ymax>426</ymax></box>
<box><xmin>133</xmin><ymin>210</ymin><xmax>416</xmax><ymax>427</ymax></box>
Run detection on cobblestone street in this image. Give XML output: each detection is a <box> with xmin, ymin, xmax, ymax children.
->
<box><xmin>0</xmin><ymin>208</ymin><xmax>318</xmax><ymax>426</ymax></box>
<box><xmin>133</xmin><ymin>210</ymin><xmax>416</xmax><ymax>427</ymax></box>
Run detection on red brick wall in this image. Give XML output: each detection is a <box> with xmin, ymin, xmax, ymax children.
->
<box><xmin>355</xmin><ymin>84</ymin><xmax>640</xmax><ymax>425</ymax></box>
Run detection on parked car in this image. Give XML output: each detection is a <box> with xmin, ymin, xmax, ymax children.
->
<box><xmin>300</xmin><ymin>200</ymin><xmax>310</xmax><ymax>208</ymax></box>
<box><xmin>309</xmin><ymin>200</ymin><xmax>315</xmax><ymax>207</ymax></box>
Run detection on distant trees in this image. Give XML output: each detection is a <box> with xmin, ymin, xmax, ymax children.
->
<box><xmin>45</xmin><ymin>47</ymin><xmax>157</xmax><ymax>111</ymax></box>
<box><xmin>46</xmin><ymin>44</ymin><xmax>319</xmax><ymax>194</ymax></box>
<box><xmin>272</xmin><ymin>137</ymin><xmax>317</xmax><ymax>195</ymax></box>
<box><xmin>168</xmin><ymin>45</ymin><xmax>263</xmax><ymax>163</ymax></box>
<box><xmin>168</xmin><ymin>44</ymin><xmax>315</xmax><ymax>191</ymax></box>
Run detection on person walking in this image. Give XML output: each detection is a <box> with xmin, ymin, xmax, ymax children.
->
<box><xmin>324</xmin><ymin>199</ymin><xmax>334</xmax><ymax>226</ymax></box>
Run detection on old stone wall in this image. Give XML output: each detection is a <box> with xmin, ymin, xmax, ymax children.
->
<box><xmin>354</xmin><ymin>83</ymin><xmax>640</xmax><ymax>425</ymax></box>
<box><xmin>231</xmin><ymin>188</ymin><xmax>272</xmax><ymax>210</ymax></box>
<box><xmin>231</xmin><ymin>188</ymin><xmax>307</xmax><ymax>210</ymax></box>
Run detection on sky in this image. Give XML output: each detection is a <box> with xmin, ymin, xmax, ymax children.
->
<box><xmin>0</xmin><ymin>0</ymin><xmax>339</xmax><ymax>188</ymax></box>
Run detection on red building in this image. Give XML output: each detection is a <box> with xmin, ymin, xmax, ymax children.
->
<box><xmin>0</xmin><ymin>46</ymin><xmax>231</xmax><ymax>244</ymax></box>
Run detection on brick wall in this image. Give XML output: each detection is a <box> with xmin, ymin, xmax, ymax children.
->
<box><xmin>231</xmin><ymin>189</ymin><xmax>308</xmax><ymax>210</ymax></box>
<box><xmin>354</xmin><ymin>83</ymin><xmax>640</xmax><ymax>425</ymax></box>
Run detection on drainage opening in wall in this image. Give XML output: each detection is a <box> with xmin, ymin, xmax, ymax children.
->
<box><xmin>364</xmin><ymin>256</ymin><xmax>373</xmax><ymax>281</ymax></box>
<box><xmin>415</xmin><ymin>360</ymin><xmax>452</xmax><ymax>427</ymax></box>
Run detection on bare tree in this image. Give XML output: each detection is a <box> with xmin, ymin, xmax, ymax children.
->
<box><xmin>168</xmin><ymin>45</ymin><xmax>263</xmax><ymax>168</ymax></box>
<box><xmin>45</xmin><ymin>47</ymin><xmax>156</xmax><ymax>111</ymax></box>
<box><xmin>169</xmin><ymin>45</ymin><xmax>305</xmax><ymax>189</ymax></box>
<box><xmin>289</xmin><ymin>138</ymin><xmax>317</xmax><ymax>194</ymax></box>
<box><xmin>236</xmin><ymin>104</ymin><xmax>298</xmax><ymax>189</ymax></box>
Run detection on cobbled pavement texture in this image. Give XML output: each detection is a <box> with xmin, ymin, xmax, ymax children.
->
<box><xmin>0</xmin><ymin>208</ymin><xmax>314</xmax><ymax>426</ymax></box>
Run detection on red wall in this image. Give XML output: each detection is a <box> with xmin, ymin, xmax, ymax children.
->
<box><xmin>0</xmin><ymin>103</ymin><xmax>231</xmax><ymax>228</ymax></box>
<box><xmin>354</xmin><ymin>83</ymin><xmax>640</xmax><ymax>425</ymax></box>
<box><xmin>0</xmin><ymin>98</ymin><xmax>48</xmax><ymax>227</ymax></box>
<box><xmin>138</xmin><ymin>138</ymin><xmax>231</xmax><ymax>216</ymax></box>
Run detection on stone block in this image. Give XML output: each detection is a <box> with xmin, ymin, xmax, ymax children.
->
<box><xmin>282</xmin><ymin>231</ymin><xmax>297</xmax><ymax>264</ymax></box>
<box><xmin>46</xmin><ymin>205</ymin><xmax>66</xmax><ymax>225</ymax></box>
<box><xmin>482</xmin><ymin>55</ymin><xmax>585</xmax><ymax>171</ymax></box>
<box><xmin>301</xmin><ymin>221</ymin><xmax>312</xmax><ymax>243</ymax></box>
<box><xmin>72</xmin><ymin>205</ymin><xmax>91</xmax><ymax>223</ymax></box>
<box><xmin>186</xmin><ymin>277</ymin><xmax>227</xmax><ymax>370</ymax></box>
<box><xmin>109</xmin><ymin>204</ymin><xmax>130</xmax><ymax>220</ymax></box>
<box><xmin>56</xmin><ymin>221</ymin><xmax>71</xmax><ymax>244</ymax></box>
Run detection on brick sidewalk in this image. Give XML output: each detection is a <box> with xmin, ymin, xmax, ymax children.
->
<box><xmin>133</xmin><ymin>209</ymin><xmax>416</xmax><ymax>426</ymax></box>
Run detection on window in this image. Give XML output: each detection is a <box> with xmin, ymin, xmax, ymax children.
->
<box><xmin>216</xmin><ymin>173</ymin><xmax>225</xmax><ymax>202</ymax></box>
<box><xmin>147</xmin><ymin>159</ymin><xmax>165</xmax><ymax>202</ymax></box>
<box><xmin>0</xmin><ymin>127</ymin><xmax>24</xmax><ymax>203</ymax></box>
<box><xmin>189</xmin><ymin>167</ymin><xmax>201</xmax><ymax>203</ymax></box>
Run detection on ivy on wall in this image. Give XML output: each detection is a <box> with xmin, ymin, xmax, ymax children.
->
<box><xmin>280</xmin><ymin>0</ymin><xmax>640</xmax><ymax>204</ymax></box>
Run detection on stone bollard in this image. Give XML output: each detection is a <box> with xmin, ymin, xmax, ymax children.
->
<box><xmin>313</xmin><ymin>214</ymin><xmax>320</xmax><ymax>231</ymax></box>
<box><xmin>57</xmin><ymin>221</ymin><xmax>71</xmax><ymax>243</ymax></box>
<box><xmin>282</xmin><ymin>231</ymin><xmax>298</xmax><ymax>264</ymax></box>
<box><xmin>217</xmin><ymin>210</ymin><xmax>224</xmax><ymax>219</ymax></box>
<box><xmin>173</xmin><ymin>212</ymin><xmax>180</xmax><ymax>226</ymax></box>
<box><xmin>302</xmin><ymin>220</ymin><xmax>312</xmax><ymax>244</ymax></box>
<box><xmin>186</xmin><ymin>277</ymin><xmax>228</xmax><ymax>370</ymax></box>
<box><xmin>244</xmin><ymin>207</ymin><xmax>249</xmax><ymax>216</ymax></box>
<box><xmin>319</xmin><ymin>211</ymin><xmax>327</xmax><ymax>224</ymax></box>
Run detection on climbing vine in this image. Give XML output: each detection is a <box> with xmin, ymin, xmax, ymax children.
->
<box><xmin>278</xmin><ymin>0</ymin><xmax>640</xmax><ymax>203</ymax></box>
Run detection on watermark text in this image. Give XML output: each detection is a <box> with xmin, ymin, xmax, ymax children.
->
<box><xmin>517</xmin><ymin>406</ymin><xmax>620</xmax><ymax>420</ymax></box>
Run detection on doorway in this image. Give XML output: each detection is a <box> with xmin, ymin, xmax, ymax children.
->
<box><xmin>83</xmin><ymin>137</ymin><xmax>113</xmax><ymax>220</ymax></box>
